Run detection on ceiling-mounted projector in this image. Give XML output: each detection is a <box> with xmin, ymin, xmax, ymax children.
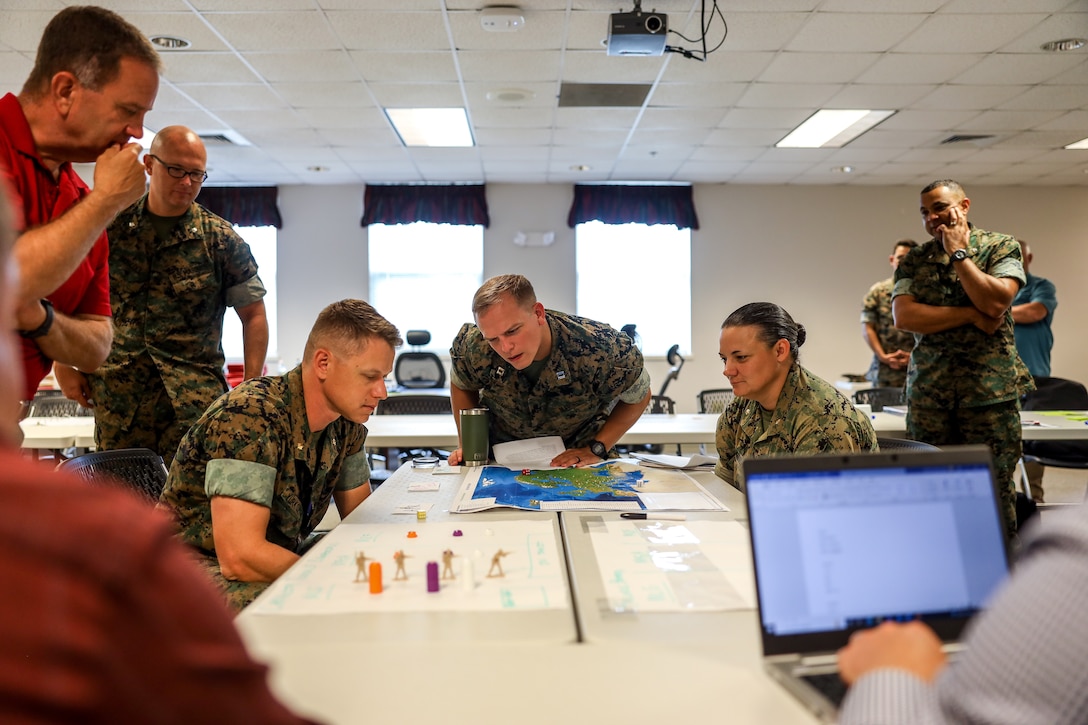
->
<box><xmin>607</xmin><ymin>2</ymin><xmax>667</xmax><ymax>57</ymax></box>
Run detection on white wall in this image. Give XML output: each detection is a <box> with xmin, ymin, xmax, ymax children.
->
<box><xmin>277</xmin><ymin>182</ymin><xmax>1087</xmax><ymax>410</ymax></box>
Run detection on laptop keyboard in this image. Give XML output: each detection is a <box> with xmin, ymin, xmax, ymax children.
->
<box><xmin>800</xmin><ymin>672</ymin><xmax>849</xmax><ymax>706</ymax></box>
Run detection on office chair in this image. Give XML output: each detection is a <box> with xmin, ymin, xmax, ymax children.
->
<box><xmin>393</xmin><ymin>330</ymin><xmax>446</xmax><ymax>389</ymax></box>
<box><xmin>370</xmin><ymin>394</ymin><xmax>453</xmax><ymax>484</ymax></box>
<box><xmin>853</xmin><ymin>386</ymin><xmax>906</xmax><ymax>412</ymax></box>
<box><xmin>57</xmin><ymin>448</ymin><xmax>169</xmax><ymax>504</ymax></box>
<box><xmin>1020</xmin><ymin>376</ymin><xmax>1088</xmax><ymax>498</ymax></box>
<box><xmin>697</xmin><ymin>388</ymin><xmax>735</xmax><ymax>415</ymax></box>
<box><xmin>24</xmin><ymin>393</ymin><xmax>93</xmax><ymax>418</ymax></box>
<box><xmin>656</xmin><ymin>344</ymin><xmax>684</xmax><ymax>398</ymax></box>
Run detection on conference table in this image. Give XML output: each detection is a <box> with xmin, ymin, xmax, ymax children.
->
<box><xmin>235</xmin><ymin>464</ymin><xmax>820</xmax><ymax>725</ymax></box>
<box><xmin>18</xmin><ymin>410</ymin><xmax>1088</xmax><ymax>453</ymax></box>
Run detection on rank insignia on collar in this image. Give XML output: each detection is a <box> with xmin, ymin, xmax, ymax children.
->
<box><xmin>556</xmin><ymin>370</ymin><xmax>567</xmax><ymax>381</ymax></box>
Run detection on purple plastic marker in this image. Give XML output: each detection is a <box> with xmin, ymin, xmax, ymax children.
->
<box><xmin>426</xmin><ymin>561</ymin><xmax>440</xmax><ymax>592</ymax></box>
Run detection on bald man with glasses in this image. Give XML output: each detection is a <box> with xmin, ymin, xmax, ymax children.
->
<box><xmin>56</xmin><ymin>125</ymin><xmax>268</xmax><ymax>467</ymax></box>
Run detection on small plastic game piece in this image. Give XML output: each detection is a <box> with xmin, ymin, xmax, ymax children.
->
<box><xmin>452</xmin><ymin>529</ymin><xmax>463</xmax><ymax>537</ymax></box>
<box><xmin>487</xmin><ymin>549</ymin><xmax>511</xmax><ymax>578</ymax></box>
<box><xmin>369</xmin><ymin>562</ymin><xmax>383</xmax><ymax>594</ymax></box>
<box><xmin>416</xmin><ymin>510</ymin><xmax>427</xmax><ymax>521</ymax></box>
<box><xmin>354</xmin><ymin>551</ymin><xmax>371</xmax><ymax>582</ymax></box>
<box><xmin>426</xmin><ymin>562</ymin><xmax>440</xmax><ymax>592</ymax></box>
<box><xmin>461</xmin><ymin>559</ymin><xmax>475</xmax><ymax>591</ymax></box>
<box><xmin>407</xmin><ymin>531</ymin><xmax>418</xmax><ymax>538</ymax></box>
<box><xmin>522</xmin><ymin>468</ymin><xmax>530</xmax><ymax>475</ymax></box>
<box><xmin>441</xmin><ymin>549</ymin><xmax>456</xmax><ymax>580</ymax></box>
<box><xmin>393</xmin><ymin>550</ymin><xmax>410</xmax><ymax>580</ymax></box>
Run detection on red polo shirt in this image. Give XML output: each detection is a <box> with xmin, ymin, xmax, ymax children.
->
<box><xmin>0</xmin><ymin>93</ymin><xmax>111</xmax><ymax>400</ymax></box>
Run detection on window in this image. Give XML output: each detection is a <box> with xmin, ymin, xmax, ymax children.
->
<box><xmin>222</xmin><ymin>225</ymin><xmax>278</xmax><ymax>366</ymax></box>
<box><xmin>368</xmin><ymin>222</ymin><xmax>483</xmax><ymax>353</ymax></box>
<box><xmin>576</xmin><ymin>221</ymin><xmax>691</xmax><ymax>356</ymax></box>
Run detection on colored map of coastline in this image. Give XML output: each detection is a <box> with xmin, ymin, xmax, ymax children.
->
<box><xmin>473</xmin><ymin>462</ymin><xmax>644</xmax><ymax>509</ymax></box>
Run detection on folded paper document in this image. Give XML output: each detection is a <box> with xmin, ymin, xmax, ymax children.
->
<box><xmin>633</xmin><ymin>452</ymin><xmax>717</xmax><ymax>470</ymax></box>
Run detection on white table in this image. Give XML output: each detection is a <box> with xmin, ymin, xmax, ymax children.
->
<box><xmin>236</xmin><ymin>464</ymin><xmax>820</xmax><ymax>725</ymax></box>
<box><xmin>19</xmin><ymin>416</ymin><xmax>96</xmax><ymax>450</ymax></box>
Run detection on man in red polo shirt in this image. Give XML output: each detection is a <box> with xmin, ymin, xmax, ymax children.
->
<box><xmin>0</xmin><ymin>6</ymin><xmax>160</xmax><ymax>400</ymax></box>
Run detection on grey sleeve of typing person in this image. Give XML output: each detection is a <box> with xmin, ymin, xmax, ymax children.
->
<box><xmin>840</xmin><ymin>504</ymin><xmax>1088</xmax><ymax>725</ymax></box>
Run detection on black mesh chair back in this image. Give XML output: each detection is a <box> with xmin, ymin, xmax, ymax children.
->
<box><xmin>876</xmin><ymin>437</ymin><xmax>939</xmax><ymax>452</ymax></box>
<box><xmin>1022</xmin><ymin>377</ymin><xmax>1088</xmax><ymax>466</ymax></box>
<box><xmin>376</xmin><ymin>395</ymin><xmax>452</xmax><ymax>416</ymax></box>
<box><xmin>697</xmin><ymin>388</ymin><xmax>735</xmax><ymax>414</ymax></box>
<box><xmin>393</xmin><ymin>330</ymin><xmax>445</xmax><ymax>389</ymax></box>
<box><xmin>647</xmin><ymin>395</ymin><xmax>675</xmax><ymax>415</ymax></box>
<box><xmin>25</xmin><ymin>394</ymin><xmax>93</xmax><ymax>418</ymax></box>
<box><xmin>853</xmin><ymin>387</ymin><xmax>906</xmax><ymax>412</ymax></box>
<box><xmin>56</xmin><ymin>448</ymin><xmax>168</xmax><ymax>503</ymax></box>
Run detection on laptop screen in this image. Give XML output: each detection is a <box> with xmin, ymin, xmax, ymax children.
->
<box><xmin>743</xmin><ymin>447</ymin><xmax>1010</xmax><ymax>656</ymax></box>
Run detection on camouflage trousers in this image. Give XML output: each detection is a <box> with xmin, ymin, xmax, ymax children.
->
<box><xmin>94</xmin><ymin>375</ymin><xmax>186</xmax><ymax>469</ymax></box>
<box><xmin>907</xmin><ymin>399</ymin><xmax>1021</xmax><ymax>538</ymax></box>
<box><xmin>194</xmin><ymin>555</ymin><xmax>270</xmax><ymax>613</ymax></box>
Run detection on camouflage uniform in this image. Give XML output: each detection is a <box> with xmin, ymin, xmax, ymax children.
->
<box><xmin>716</xmin><ymin>363</ymin><xmax>878</xmax><ymax>490</ymax></box>
<box><xmin>449</xmin><ymin>310</ymin><xmax>650</xmax><ymax>452</ymax></box>
<box><xmin>88</xmin><ymin>196</ymin><xmax>266</xmax><ymax>467</ymax></box>
<box><xmin>861</xmin><ymin>277</ymin><xmax>915</xmax><ymax>387</ymax></box>
<box><xmin>893</xmin><ymin>228</ymin><xmax>1035</xmax><ymax>535</ymax></box>
<box><xmin>159</xmin><ymin>366</ymin><xmax>371</xmax><ymax>611</ymax></box>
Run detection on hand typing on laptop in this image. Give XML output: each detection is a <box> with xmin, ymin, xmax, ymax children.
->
<box><xmin>838</xmin><ymin>620</ymin><xmax>948</xmax><ymax>685</ymax></box>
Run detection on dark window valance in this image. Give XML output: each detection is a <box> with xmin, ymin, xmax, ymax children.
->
<box><xmin>567</xmin><ymin>184</ymin><xmax>699</xmax><ymax>230</ymax></box>
<box><xmin>199</xmin><ymin>186</ymin><xmax>282</xmax><ymax>228</ymax></box>
<box><xmin>361</xmin><ymin>184</ymin><xmax>490</xmax><ymax>227</ymax></box>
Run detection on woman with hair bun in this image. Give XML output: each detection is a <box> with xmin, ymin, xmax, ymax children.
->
<box><xmin>714</xmin><ymin>302</ymin><xmax>877</xmax><ymax>490</ymax></box>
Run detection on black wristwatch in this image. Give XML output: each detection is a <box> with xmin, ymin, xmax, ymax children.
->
<box><xmin>589</xmin><ymin>439</ymin><xmax>608</xmax><ymax>459</ymax></box>
<box><xmin>950</xmin><ymin>248</ymin><xmax>971</xmax><ymax>263</ymax></box>
<box><xmin>19</xmin><ymin>299</ymin><xmax>54</xmax><ymax>339</ymax></box>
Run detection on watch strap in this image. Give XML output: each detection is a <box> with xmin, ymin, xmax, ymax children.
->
<box><xmin>19</xmin><ymin>298</ymin><xmax>54</xmax><ymax>339</ymax></box>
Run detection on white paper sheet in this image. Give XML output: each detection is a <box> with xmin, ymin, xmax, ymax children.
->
<box><xmin>248</xmin><ymin>521</ymin><xmax>569</xmax><ymax>615</ymax></box>
<box><xmin>492</xmin><ymin>436</ymin><xmax>566</xmax><ymax>468</ymax></box>
<box><xmin>589</xmin><ymin>519</ymin><xmax>756</xmax><ymax>612</ymax></box>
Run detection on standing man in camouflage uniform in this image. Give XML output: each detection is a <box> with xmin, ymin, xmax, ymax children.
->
<box><xmin>716</xmin><ymin>302</ymin><xmax>877</xmax><ymax>491</ymax></box>
<box><xmin>447</xmin><ymin>274</ymin><xmax>650</xmax><ymax>467</ymax></box>
<box><xmin>159</xmin><ymin>299</ymin><xmax>400</xmax><ymax>611</ymax></box>
<box><xmin>55</xmin><ymin>126</ymin><xmax>268</xmax><ymax>467</ymax></box>
<box><xmin>860</xmin><ymin>239</ymin><xmax>917</xmax><ymax>388</ymax></box>
<box><xmin>893</xmin><ymin>180</ymin><xmax>1034</xmax><ymax>535</ymax></box>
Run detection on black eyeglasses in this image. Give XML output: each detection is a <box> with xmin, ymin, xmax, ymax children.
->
<box><xmin>147</xmin><ymin>154</ymin><xmax>208</xmax><ymax>183</ymax></box>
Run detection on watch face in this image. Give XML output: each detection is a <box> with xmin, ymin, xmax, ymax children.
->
<box><xmin>590</xmin><ymin>441</ymin><xmax>607</xmax><ymax>457</ymax></box>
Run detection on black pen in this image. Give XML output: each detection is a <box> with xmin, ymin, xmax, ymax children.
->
<box><xmin>620</xmin><ymin>512</ymin><xmax>687</xmax><ymax>521</ymax></box>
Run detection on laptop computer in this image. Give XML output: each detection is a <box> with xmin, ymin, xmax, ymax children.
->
<box><xmin>741</xmin><ymin>446</ymin><xmax>1011</xmax><ymax>722</ymax></box>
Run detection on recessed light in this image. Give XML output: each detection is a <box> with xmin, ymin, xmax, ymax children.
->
<box><xmin>570</xmin><ymin>164</ymin><xmax>591</xmax><ymax>172</ymax></box>
<box><xmin>385</xmin><ymin>108</ymin><xmax>474</xmax><ymax>148</ymax></box>
<box><xmin>1041</xmin><ymin>38</ymin><xmax>1086</xmax><ymax>52</ymax></box>
<box><xmin>777</xmin><ymin>109</ymin><xmax>895</xmax><ymax>149</ymax></box>
<box><xmin>149</xmin><ymin>35</ymin><xmax>191</xmax><ymax>50</ymax></box>
<box><xmin>486</xmin><ymin>88</ymin><xmax>534</xmax><ymax>103</ymax></box>
<box><xmin>832</xmin><ymin>165</ymin><xmax>854</xmax><ymax>173</ymax></box>
<box><xmin>307</xmin><ymin>166</ymin><xmax>330</xmax><ymax>173</ymax></box>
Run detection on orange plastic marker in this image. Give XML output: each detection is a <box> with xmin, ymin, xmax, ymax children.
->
<box><xmin>369</xmin><ymin>561</ymin><xmax>383</xmax><ymax>594</ymax></box>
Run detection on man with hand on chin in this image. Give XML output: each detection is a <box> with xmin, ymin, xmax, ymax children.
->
<box><xmin>160</xmin><ymin>300</ymin><xmax>400</xmax><ymax>611</ymax></box>
<box><xmin>0</xmin><ymin>6</ymin><xmax>160</xmax><ymax>399</ymax></box>
<box><xmin>448</xmin><ymin>274</ymin><xmax>650</xmax><ymax>468</ymax></box>
<box><xmin>892</xmin><ymin>180</ymin><xmax>1033</xmax><ymax>536</ymax></box>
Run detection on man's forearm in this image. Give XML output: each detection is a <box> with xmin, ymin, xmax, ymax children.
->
<box><xmin>862</xmin><ymin>323</ymin><xmax>886</xmax><ymax>358</ymax></box>
<box><xmin>237</xmin><ymin>300</ymin><xmax>269</xmax><ymax>379</ymax></box>
<box><xmin>35</xmin><ymin>314</ymin><xmax>113</xmax><ymax>372</ymax></box>
<box><xmin>893</xmin><ymin>297</ymin><xmax>979</xmax><ymax>335</ymax></box>
<box><xmin>219</xmin><ymin>540</ymin><xmax>299</xmax><ymax>583</ymax></box>
<box><xmin>594</xmin><ymin>392</ymin><xmax>651</xmax><ymax>449</ymax></box>
<box><xmin>955</xmin><ymin>260</ymin><xmax>1017</xmax><ymax>318</ymax></box>
<box><xmin>15</xmin><ymin>194</ymin><xmax>126</xmax><ymax>304</ymax></box>
<box><xmin>1011</xmin><ymin>301</ymin><xmax>1047</xmax><ymax>325</ymax></box>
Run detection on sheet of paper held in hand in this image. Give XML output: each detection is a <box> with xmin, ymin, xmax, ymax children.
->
<box><xmin>247</xmin><ymin>521</ymin><xmax>567</xmax><ymax>615</ymax></box>
<box><xmin>451</xmin><ymin>453</ymin><xmax>726</xmax><ymax>514</ymax></box>
<box><xmin>589</xmin><ymin>518</ymin><xmax>756</xmax><ymax>612</ymax></box>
